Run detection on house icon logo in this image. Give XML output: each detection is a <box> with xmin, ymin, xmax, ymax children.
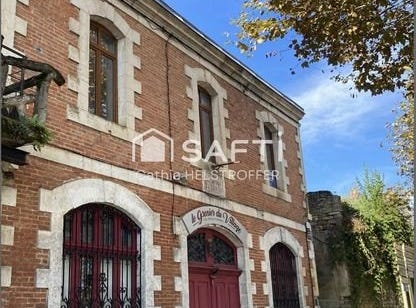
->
<box><xmin>132</xmin><ymin>128</ymin><xmax>174</xmax><ymax>162</ymax></box>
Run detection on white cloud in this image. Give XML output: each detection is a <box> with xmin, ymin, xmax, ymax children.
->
<box><xmin>292</xmin><ymin>77</ymin><xmax>394</xmax><ymax>144</ymax></box>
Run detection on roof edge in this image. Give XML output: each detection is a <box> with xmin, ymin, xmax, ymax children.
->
<box><xmin>121</xmin><ymin>0</ymin><xmax>305</xmax><ymax>122</ymax></box>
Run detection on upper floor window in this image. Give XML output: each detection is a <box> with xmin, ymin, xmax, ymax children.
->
<box><xmin>198</xmin><ymin>87</ymin><xmax>214</xmax><ymax>160</ymax></box>
<box><xmin>264</xmin><ymin>125</ymin><xmax>278</xmax><ymax>188</ymax></box>
<box><xmin>89</xmin><ymin>22</ymin><xmax>117</xmax><ymax>122</ymax></box>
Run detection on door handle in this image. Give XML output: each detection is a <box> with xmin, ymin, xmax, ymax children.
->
<box><xmin>210</xmin><ymin>267</ymin><xmax>219</xmax><ymax>279</ymax></box>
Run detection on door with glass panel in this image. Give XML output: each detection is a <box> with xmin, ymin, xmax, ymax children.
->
<box><xmin>188</xmin><ymin>229</ymin><xmax>241</xmax><ymax>308</ymax></box>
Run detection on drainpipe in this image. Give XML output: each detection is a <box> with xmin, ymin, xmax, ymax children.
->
<box><xmin>0</xmin><ymin>33</ymin><xmax>4</xmax><ymax>305</ymax></box>
<box><xmin>305</xmin><ymin>221</ymin><xmax>320</xmax><ymax>308</ymax></box>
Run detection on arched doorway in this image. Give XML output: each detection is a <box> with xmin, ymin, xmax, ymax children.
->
<box><xmin>269</xmin><ymin>243</ymin><xmax>300</xmax><ymax>308</ymax></box>
<box><xmin>61</xmin><ymin>203</ymin><xmax>141</xmax><ymax>307</ymax></box>
<box><xmin>188</xmin><ymin>228</ymin><xmax>241</xmax><ymax>308</ymax></box>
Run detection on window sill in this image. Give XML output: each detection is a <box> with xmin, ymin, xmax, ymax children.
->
<box><xmin>262</xmin><ymin>183</ymin><xmax>292</xmax><ymax>202</ymax></box>
<box><xmin>67</xmin><ymin>105</ymin><xmax>136</xmax><ymax>142</ymax></box>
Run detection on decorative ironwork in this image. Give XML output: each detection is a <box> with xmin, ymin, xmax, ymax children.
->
<box><xmin>211</xmin><ymin>236</ymin><xmax>235</xmax><ymax>265</ymax></box>
<box><xmin>270</xmin><ymin>243</ymin><xmax>300</xmax><ymax>308</ymax></box>
<box><xmin>187</xmin><ymin>233</ymin><xmax>206</xmax><ymax>262</ymax></box>
<box><xmin>61</xmin><ymin>204</ymin><xmax>141</xmax><ymax>307</ymax></box>
<box><xmin>187</xmin><ymin>229</ymin><xmax>237</xmax><ymax>268</ymax></box>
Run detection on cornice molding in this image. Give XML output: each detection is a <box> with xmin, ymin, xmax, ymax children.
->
<box><xmin>121</xmin><ymin>0</ymin><xmax>305</xmax><ymax>122</ymax></box>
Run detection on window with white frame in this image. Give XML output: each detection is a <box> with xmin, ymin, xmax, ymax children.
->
<box><xmin>185</xmin><ymin>65</ymin><xmax>230</xmax><ymax>167</ymax></box>
<box><xmin>256</xmin><ymin>110</ymin><xmax>291</xmax><ymax>201</ymax></box>
<box><xmin>67</xmin><ymin>0</ymin><xmax>142</xmax><ymax>141</ymax></box>
<box><xmin>263</xmin><ymin>124</ymin><xmax>283</xmax><ymax>190</ymax></box>
<box><xmin>89</xmin><ymin>22</ymin><xmax>118</xmax><ymax>122</ymax></box>
<box><xmin>198</xmin><ymin>86</ymin><xmax>215</xmax><ymax>161</ymax></box>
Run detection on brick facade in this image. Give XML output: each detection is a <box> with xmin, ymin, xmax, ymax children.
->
<box><xmin>1</xmin><ymin>0</ymin><xmax>318</xmax><ymax>307</ymax></box>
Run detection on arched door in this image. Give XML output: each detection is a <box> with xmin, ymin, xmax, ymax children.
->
<box><xmin>269</xmin><ymin>243</ymin><xmax>300</xmax><ymax>308</ymax></box>
<box><xmin>188</xmin><ymin>229</ymin><xmax>241</xmax><ymax>308</ymax></box>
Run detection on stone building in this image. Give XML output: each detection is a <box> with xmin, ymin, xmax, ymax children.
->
<box><xmin>0</xmin><ymin>0</ymin><xmax>318</xmax><ymax>307</ymax></box>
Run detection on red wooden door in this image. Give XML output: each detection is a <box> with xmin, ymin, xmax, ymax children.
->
<box><xmin>188</xmin><ymin>229</ymin><xmax>241</xmax><ymax>308</ymax></box>
<box><xmin>189</xmin><ymin>269</ymin><xmax>211</xmax><ymax>308</ymax></box>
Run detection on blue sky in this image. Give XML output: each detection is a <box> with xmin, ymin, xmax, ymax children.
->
<box><xmin>162</xmin><ymin>0</ymin><xmax>403</xmax><ymax>196</ymax></box>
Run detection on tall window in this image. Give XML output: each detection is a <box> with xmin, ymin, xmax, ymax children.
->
<box><xmin>61</xmin><ymin>204</ymin><xmax>141</xmax><ymax>307</ymax></box>
<box><xmin>198</xmin><ymin>87</ymin><xmax>214</xmax><ymax>160</ymax></box>
<box><xmin>264</xmin><ymin>125</ymin><xmax>278</xmax><ymax>188</ymax></box>
<box><xmin>89</xmin><ymin>22</ymin><xmax>117</xmax><ymax>122</ymax></box>
<box><xmin>269</xmin><ymin>243</ymin><xmax>300</xmax><ymax>308</ymax></box>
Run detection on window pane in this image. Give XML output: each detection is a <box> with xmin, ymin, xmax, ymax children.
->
<box><xmin>64</xmin><ymin>214</ymin><xmax>72</xmax><ymax>243</ymax></box>
<box><xmin>122</xmin><ymin>225</ymin><xmax>132</xmax><ymax>248</ymax></box>
<box><xmin>264</xmin><ymin>125</ymin><xmax>273</xmax><ymax>141</ymax></box>
<box><xmin>79</xmin><ymin>256</ymin><xmax>93</xmax><ymax>306</ymax></box>
<box><xmin>100</xmin><ymin>56</ymin><xmax>114</xmax><ymax>121</ymax></box>
<box><xmin>62</xmin><ymin>254</ymin><xmax>70</xmax><ymax>302</ymax></box>
<box><xmin>99</xmin><ymin>258</ymin><xmax>113</xmax><ymax>304</ymax></box>
<box><xmin>120</xmin><ymin>259</ymin><xmax>132</xmax><ymax>300</ymax></box>
<box><xmin>81</xmin><ymin>209</ymin><xmax>94</xmax><ymax>244</ymax></box>
<box><xmin>90</xmin><ymin>26</ymin><xmax>98</xmax><ymax>44</ymax></box>
<box><xmin>88</xmin><ymin>49</ymin><xmax>97</xmax><ymax>114</ymax></box>
<box><xmin>265</xmin><ymin>126</ymin><xmax>278</xmax><ymax>188</ymax></box>
<box><xmin>102</xmin><ymin>209</ymin><xmax>114</xmax><ymax>246</ymax></box>
<box><xmin>198</xmin><ymin>89</ymin><xmax>211</xmax><ymax>109</ymax></box>
<box><xmin>200</xmin><ymin>109</ymin><xmax>213</xmax><ymax>159</ymax></box>
<box><xmin>266</xmin><ymin>143</ymin><xmax>277</xmax><ymax>188</ymax></box>
<box><xmin>188</xmin><ymin>233</ymin><xmax>206</xmax><ymax>262</ymax></box>
<box><xmin>211</xmin><ymin>236</ymin><xmax>235</xmax><ymax>265</ymax></box>
<box><xmin>100</xmin><ymin>30</ymin><xmax>116</xmax><ymax>54</ymax></box>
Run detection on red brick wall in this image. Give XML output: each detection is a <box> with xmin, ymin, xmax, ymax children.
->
<box><xmin>2</xmin><ymin>158</ymin><xmax>313</xmax><ymax>307</ymax></box>
<box><xmin>14</xmin><ymin>0</ymin><xmax>306</xmax><ymax>221</ymax></box>
<box><xmin>1</xmin><ymin>0</ymin><xmax>313</xmax><ymax>307</ymax></box>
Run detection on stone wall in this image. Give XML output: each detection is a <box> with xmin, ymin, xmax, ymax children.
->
<box><xmin>307</xmin><ymin>191</ymin><xmax>352</xmax><ymax>308</ymax></box>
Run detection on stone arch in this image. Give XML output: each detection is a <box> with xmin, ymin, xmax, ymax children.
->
<box><xmin>262</xmin><ymin>226</ymin><xmax>306</xmax><ymax>307</ymax></box>
<box><xmin>36</xmin><ymin>178</ymin><xmax>160</xmax><ymax>308</ymax></box>
<box><xmin>174</xmin><ymin>207</ymin><xmax>253</xmax><ymax>308</ymax></box>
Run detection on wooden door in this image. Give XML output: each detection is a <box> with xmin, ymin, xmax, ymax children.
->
<box><xmin>189</xmin><ymin>269</ymin><xmax>211</xmax><ymax>308</ymax></box>
<box><xmin>269</xmin><ymin>243</ymin><xmax>300</xmax><ymax>308</ymax></box>
<box><xmin>188</xmin><ymin>229</ymin><xmax>241</xmax><ymax>308</ymax></box>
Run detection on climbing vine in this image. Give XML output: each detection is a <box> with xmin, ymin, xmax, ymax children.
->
<box><xmin>329</xmin><ymin>171</ymin><xmax>413</xmax><ymax>307</ymax></box>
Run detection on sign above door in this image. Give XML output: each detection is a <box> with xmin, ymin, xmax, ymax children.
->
<box><xmin>182</xmin><ymin>206</ymin><xmax>248</xmax><ymax>240</ymax></box>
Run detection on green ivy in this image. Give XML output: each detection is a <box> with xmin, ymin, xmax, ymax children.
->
<box><xmin>329</xmin><ymin>171</ymin><xmax>413</xmax><ymax>307</ymax></box>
